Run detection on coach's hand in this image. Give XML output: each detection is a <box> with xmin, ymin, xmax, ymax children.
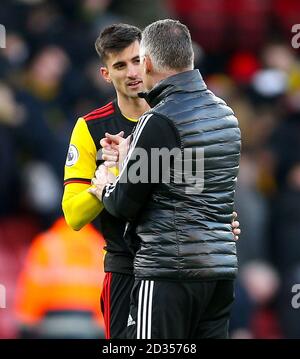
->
<box><xmin>231</xmin><ymin>211</ymin><xmax>241</xmax><ymax>241</ymax></box>
<box><xmin>88</xmin><ymin>165</ymin><xmax>110</xmax><ymax>200</ymax></box>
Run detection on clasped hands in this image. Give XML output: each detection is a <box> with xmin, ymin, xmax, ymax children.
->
<box><xmin>88</xmin><ymin>131</ymin><xmax>130</xmax><ymax>199</ymax></box>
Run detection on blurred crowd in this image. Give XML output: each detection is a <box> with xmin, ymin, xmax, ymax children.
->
<box><xmin>1</xmin><ymin>0</ymin><xmax>300</xmax><ymax>339</ymax></box>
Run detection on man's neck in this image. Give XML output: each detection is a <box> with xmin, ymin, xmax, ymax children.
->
<box><xmin>117</xmin><ymin>96</ymin><xmax>149</xmax><ymax>119</ymax></box>
<box><xmin>148</xmin><ymin>67</ymin><xmax>193</xmax><ymax>91</ymax></box>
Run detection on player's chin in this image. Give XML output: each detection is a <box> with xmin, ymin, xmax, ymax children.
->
<box><xmin>127</xmin><ymin>89</ymin><xmax>141</xmax><ymax>98</ymax></box>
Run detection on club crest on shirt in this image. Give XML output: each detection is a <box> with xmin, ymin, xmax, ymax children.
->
<box><xmin>66</xmin><ymin>144</ymin><xmax>79</xmax><ymax>166</ymax></box>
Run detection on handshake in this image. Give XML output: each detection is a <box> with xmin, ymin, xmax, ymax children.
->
<box><xmin>88</xmin><ymin>131</ymin><xmax>130</xmax><ymax>200</ymax></box>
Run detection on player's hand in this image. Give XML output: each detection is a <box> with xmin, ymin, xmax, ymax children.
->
<box><xmin>88</xmin><ymin>165</ymin><xmax>110</xmax><ymax>200</ymax></box>
<box><xmin>101</xmin><ymin>132</ymin><xmax>131</xmax><ymax>170</ymax></box>
<box><xmin>101</xmin><ymin>147</ymin><xmax>119</xmax><ymax>168</ymax></box>
<box><xmin>100</xmin><ymin>131</ymin><xmax>124</xmax><ymax>148</ymax></box>
<box><xmin>100</xmin><ymin>131</ymin><xmax>124</xmax><ymax>167</ymax></box>
<box><xmin>231</xmin><ymin>211</ymin><xmax>241</xmax><ymax>241</ymax></box>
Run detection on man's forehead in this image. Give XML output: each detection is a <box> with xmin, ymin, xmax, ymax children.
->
<box><xmin>106</xmin><ymin>41</ymin><xmax>140</xmax><ymax>65</ymax></box>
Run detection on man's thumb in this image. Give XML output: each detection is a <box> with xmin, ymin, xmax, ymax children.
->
<box><xmin>105</xmin><ymin>131</ymin><xmax>124</xmax><ymax>144</ymax></box>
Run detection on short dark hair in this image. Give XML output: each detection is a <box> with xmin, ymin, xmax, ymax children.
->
<box><xmin>95</xmin><ymin>23</ymin><xmax>142</xmax><ymax>64</ymax></box>
<box><xmin>140</xmin><ymin>19</ymin><xmax>194</xmax><ymax>71</ymax></box>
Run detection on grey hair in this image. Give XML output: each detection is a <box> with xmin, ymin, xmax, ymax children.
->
<box><xmin>140</xmin><ymin>19</ymin><xmax>194</xmax><ymax>72</ymax></box>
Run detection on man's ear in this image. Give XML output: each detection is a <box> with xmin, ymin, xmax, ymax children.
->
<box><xmin>100</xmin><ymin>67</ymin><xmax>111</xmax><ymax>83</ymax></box>
<box><xmin>144</xmin><ymin>55</ymin><xmax>153</xmax><ymax>74</ymax></box>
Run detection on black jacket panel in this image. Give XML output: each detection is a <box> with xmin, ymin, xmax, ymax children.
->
<box><xmin>133</xmin><ymin>69</ymin><xmax>241</xmax><ymax>280</ymax></box>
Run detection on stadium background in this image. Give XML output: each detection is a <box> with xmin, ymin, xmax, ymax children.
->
<box><xmin>0</xmin><ymin>0</ymin><xmax>300</xmax><ymax>339</ymax></box>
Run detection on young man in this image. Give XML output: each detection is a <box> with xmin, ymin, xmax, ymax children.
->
<box><xmin>63</xmin><ymin>23</ymin><xmax>241</xmax><ymax>339</ymax></box>
<box><xmin>62</xmin><ymin>24</ymin><xmax>148</xmax><ymax>339</ymax></box>
<box><xmin>93</xmin><ymin>20</ymin><xmax>241</xmax><ymax>339</ymax></box>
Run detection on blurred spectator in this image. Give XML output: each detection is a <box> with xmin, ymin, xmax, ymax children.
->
<box><xmin>227</xmin><ymin>52</ymin><xmax>261</xmax><ymax>86</ymax></box>
<box><xmin>0</xmin><ymin>79</ymin><xmax>65</xmax><ymax>222</ymax></box>
<box><xmin>270</xmin><ymin>183</ymin><xmax>300</xmax><ymax>274</ymax></box>
<box><xmin>14</xmin><ymin>217</ymin><xmax>105</xmax><ymax>339</ymax></box>
<box><xmin>23</xmin><ymin>1</ymin><xmax>64</xmax><ymax>54</ymax></box>
<box><xmin>230</xmin><ymin>261</ymin><xmax>281</xmax><ymax>339</ymax></box>
<box><xmin>22</xmin><ymin>161</ymin><xmax>63</xmax><ymax>218</ymax></box>
<box><xmin>21</xmin><ymin>45</ymin><xmax>70</xmax><ymax>101</ymax></box>
<box><xmin>0</xmin><ymin>215</ymin><xmax>41</xmax><ymax>338</ymax></box>
<box><xmin>0</xmin><ymin>33</ymin><xmax>29</xmax><ymax>79</ymax></box>
<box><xmin>277</xmin><ymin>265</ymin><xmax>300</xmax><ymax>338</ymax></box>
<box><xmin>234</xmin><ymin>154</ymin><xmax>270</xmax><ymax>266</ymax></box>
<box><xmin>0</xmin><ymin>82</ymin><xmax>24</xmax><ymax>216</ymax></box>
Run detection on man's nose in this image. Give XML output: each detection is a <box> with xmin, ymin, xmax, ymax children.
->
<box><xmin>127</xmin><ymin>65</ymin><xmax>138</xmax><ymax>78</ymax></box>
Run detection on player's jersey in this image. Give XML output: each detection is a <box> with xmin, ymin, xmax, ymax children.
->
<box><xmin>64</xmin><ymin>100</ymin><xmax>137</xmax><ymax>274</ymax></box>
